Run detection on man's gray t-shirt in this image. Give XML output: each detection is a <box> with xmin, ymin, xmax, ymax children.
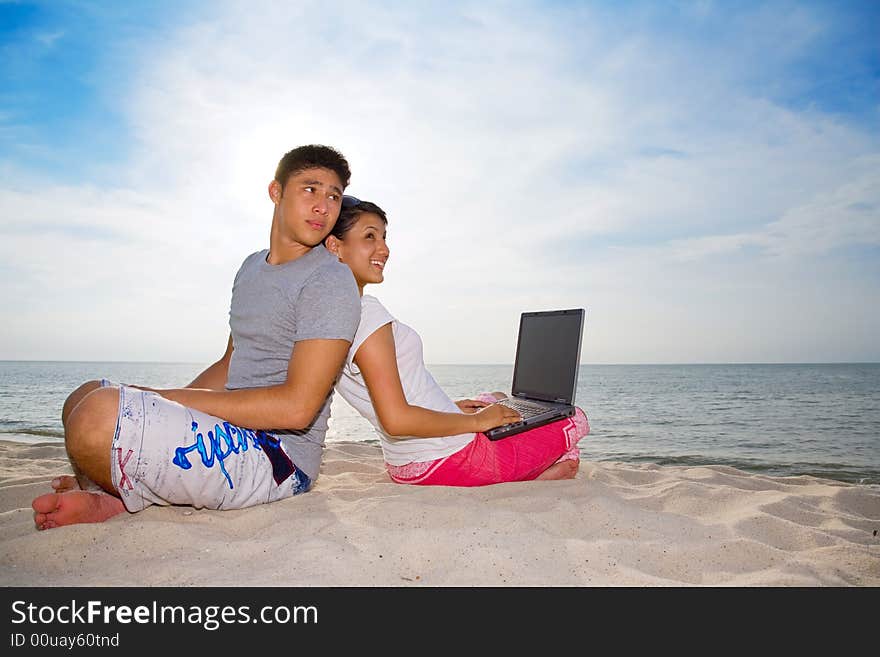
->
<box><xmin>226</xmin><ymin>244</ymin><xmax>360</xmax><ymax>482</ymax></box>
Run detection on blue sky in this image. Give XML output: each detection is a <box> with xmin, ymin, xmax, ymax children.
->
<box><xmin>1</xmin><ymin>0</ymin><xmax>878</xmax><ymax>364</ymax></box>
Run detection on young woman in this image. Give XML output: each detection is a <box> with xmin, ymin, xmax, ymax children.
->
<box><xmin>324</xmin><ymin>197</ymin><xmax>589</xmax><ymax>486</ymax></box>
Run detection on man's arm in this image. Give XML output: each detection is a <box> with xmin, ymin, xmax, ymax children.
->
<box><xmin>186</xmin><ymin>334</ymin><xmax>234</xmax><ymax>390</ymax></box>
<box><xmin>155</xmin><ymin>338</ymin><xmax>350</xmax><ymax>430</ymax></box>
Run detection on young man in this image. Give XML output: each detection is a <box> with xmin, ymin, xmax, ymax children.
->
<box><xmin>32</xmin><ymin>145</ymin><xmax>361</xmax><ymax>529</ymax></box>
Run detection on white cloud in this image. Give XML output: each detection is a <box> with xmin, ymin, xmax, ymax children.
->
<box><xmin>665</xmin><ymin>155</ymin><xmax>880</xmax><ymax>260</ymax></box>
<box><xmin>34</xmin><ymin>30</ymin><xmax>65</xmax><ymax>48</ymax></box>
<box><xmin>1</xmin><ymin>1</ymin><xmax>878</xmax><ymax>364</ymax></box>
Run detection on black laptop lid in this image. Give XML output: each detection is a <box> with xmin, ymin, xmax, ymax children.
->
<box><xmin>510</xmin><ymin>308</ymin><xmax>584</xmax><ymax>404</ymax></box>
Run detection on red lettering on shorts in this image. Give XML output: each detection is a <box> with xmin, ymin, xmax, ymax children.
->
<box><xmin>115</xmin><ymin>448</ymin><xmax>134</xmax><ymax>490</ymax></box>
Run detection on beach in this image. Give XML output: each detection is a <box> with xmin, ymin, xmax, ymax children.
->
<box><xmin>1</xmin><ymin>439</ymin><xmax>877</xmax><ymax>587</ymax></box>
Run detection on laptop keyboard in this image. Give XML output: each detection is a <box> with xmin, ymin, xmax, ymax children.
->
<box><xmin>497</xmin><ymin>398</ymin><xmax>548</xmax><ymax>419</ymax></box>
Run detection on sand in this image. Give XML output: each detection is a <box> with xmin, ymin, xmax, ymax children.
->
<box><xmin>0</xmin><ymin>439</ymin><xmax>877</xmax><ymax>587</ymax></box>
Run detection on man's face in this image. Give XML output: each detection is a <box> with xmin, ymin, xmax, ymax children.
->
<box><xmin>273</xmin><ymin>167</ymin><xmax>344</xmax><ymax>247</ymax></box>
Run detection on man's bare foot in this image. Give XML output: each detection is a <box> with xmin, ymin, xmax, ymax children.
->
<box><xmin>536</xmin><ymin>459</ymin><xmax>579</xmax><ymax>481</ymax></box>
<box><xmin>32</xmin><ymin>491</ymin><xmax>126</xmax><ymax>530</ymax></box>
<box><xmin>51</xmin><ymin>475</ymin><xmax>103</xmax><ymax>493</ymax></box>
<box><xmin>51</xmin><ymin>475</ymin><xmax>81</xmax><ymax>493</ymax></box>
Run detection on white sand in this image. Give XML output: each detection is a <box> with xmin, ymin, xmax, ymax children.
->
<box><xmin>0</xmin><ymin>439</ymin><xmax>877</xmax><ymax>586</ymax></box>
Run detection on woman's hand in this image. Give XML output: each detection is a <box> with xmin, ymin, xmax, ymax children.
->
<box><xmin>471</xmin><ymin>403</ymin><xmax>521</xmax><ymax>433</ymax></box>
<box><xmin>455</xmin><ymin>399</ymin><xmax>490</xmax><ymax>414</ymax></box>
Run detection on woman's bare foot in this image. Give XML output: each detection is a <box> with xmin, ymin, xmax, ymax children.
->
<box><xmin>32</xmin><ymin>491</ymin><xmax>126</xmax><ymax>530</ymax></box>
<box><xmin>536</xmin><ymin>459</ymin><xmax>579</xmax><ymax>481</ymax></box>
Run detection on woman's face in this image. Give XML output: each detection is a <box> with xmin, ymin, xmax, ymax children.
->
<box><xmin>330</xmin><ymin>212</ymin><xmax>389</xmax><ymax>291</ymax></box>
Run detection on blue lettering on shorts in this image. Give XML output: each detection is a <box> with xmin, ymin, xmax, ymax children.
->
<box><xmin>171</xmin><ymin>421</ymin><xmax>302</xmax><ymax>491</ymax></box>
<box><xmin>289</xmin><ymin>467</ymin><xmax>312</xmax><ymax>495</ymax></box>
<box><xmin>253</xmin><ymin>430</ymin><xmax>297</xmax><ymax>486</ymax></box>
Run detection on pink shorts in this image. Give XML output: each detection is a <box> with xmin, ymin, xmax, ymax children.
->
<box><xmin>385</xmin><ymin>399</ymin><xmax>590</xmax><ymax>487</ymax></box>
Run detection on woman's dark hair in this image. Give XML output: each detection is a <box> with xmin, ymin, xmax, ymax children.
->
<box><xmin>328</xmin><ymin>199</ymin><xmax>388</xmax><ymax>241</ymax></box>
<box><xmin>275</xmin><ymin>144</ymin><xmax>351</xmax><ymax>190</ymax></box>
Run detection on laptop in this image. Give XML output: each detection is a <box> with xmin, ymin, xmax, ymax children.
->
<box><xmin>484</xmin><ymin>308</ymin><xmax>585</xmax><ymax>440</ymax></box>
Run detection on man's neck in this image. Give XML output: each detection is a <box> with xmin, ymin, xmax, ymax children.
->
<box><xmin>266</xmin><ymin>241</ymin><xmax>314</xmax><ymax>265</ymax></box>
<box><xmin>267</xmin><ymin>222</ymin><xmax>316</xmax><ymax>265</ymax></box>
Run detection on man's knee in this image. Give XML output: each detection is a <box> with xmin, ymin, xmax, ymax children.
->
<box><xmin>65</xmin><ymin>387</ymin><xmax>119</xmax><ymax>463</ymax></box>
<box><xmin>62</xmin><ymin>380</ymin><xmax>105</xmax><ymax>427</ymax></box>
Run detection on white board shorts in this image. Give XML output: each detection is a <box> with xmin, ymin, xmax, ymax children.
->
<box><xmin>104</xmin><ymin>381</ymin><xmax>311</xmax><ymax>513</ymax></box>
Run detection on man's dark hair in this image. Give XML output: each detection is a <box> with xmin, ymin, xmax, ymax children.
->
<box><xmin>275</xmin><ymin>145</ymin><xmax>351</xmax><ymax>190</ymax></box>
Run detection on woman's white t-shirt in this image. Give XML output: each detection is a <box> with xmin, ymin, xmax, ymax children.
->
<box><xmin>335</xmin><ymin>295</ymin><xmax>475</xmax><ymax>465</ymax></box>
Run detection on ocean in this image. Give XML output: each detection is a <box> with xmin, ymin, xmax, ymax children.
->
<box><xmin>1</xmin><ymin>361</ymin><xmax>878</xmax><ymax>486</ymax></box>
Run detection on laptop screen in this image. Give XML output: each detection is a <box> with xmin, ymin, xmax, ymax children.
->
<box><xmin>511</xmin><ymin>308</ymin><xmax>584</xmax><ymax>404</ymax></box>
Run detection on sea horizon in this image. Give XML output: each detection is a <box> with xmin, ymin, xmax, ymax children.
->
<box><xmin>2</xmin><ymin>359</ymin><xmax>878</xmax><ymax>366</ymax></box>
<box><xmin>1</xmin><ymin>361</ymin><xmax>878</xmax><ymax>486</ymax></box>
